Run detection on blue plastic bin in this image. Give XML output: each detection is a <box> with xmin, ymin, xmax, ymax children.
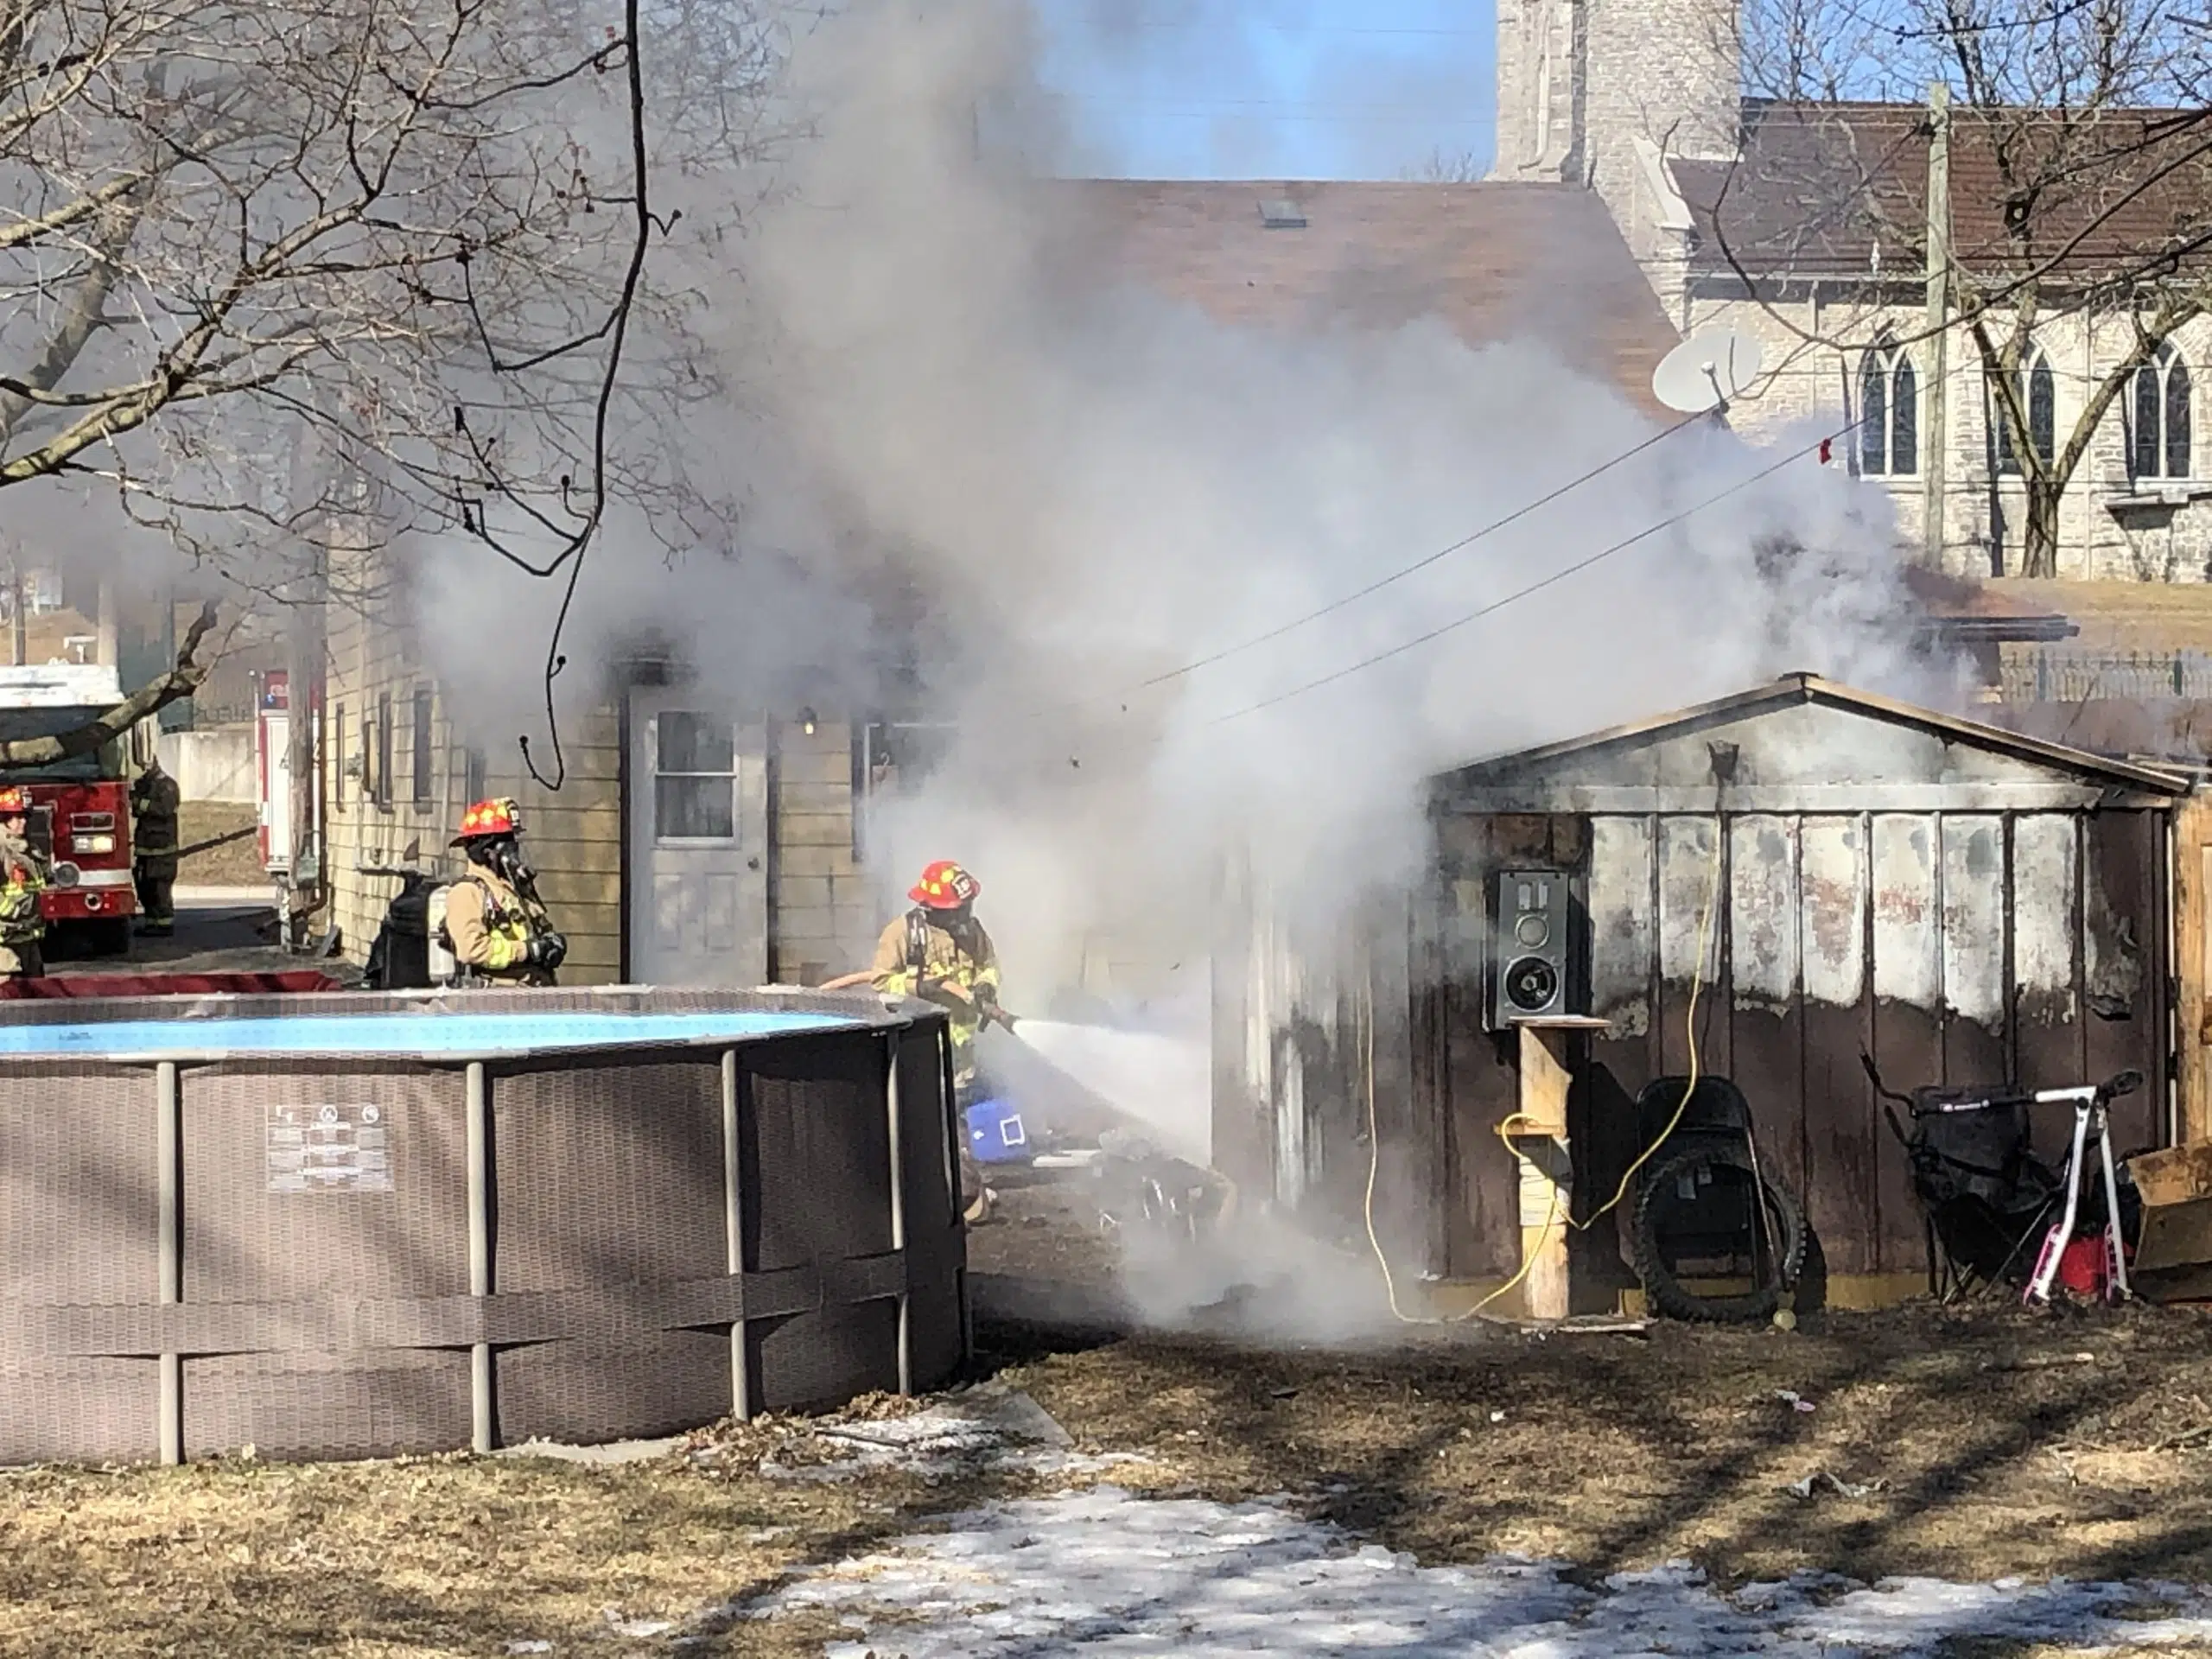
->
<box><xmin>964</xmin><ymin>1096</ymin><xmax>1030</xmax><ymax>1164</ymax></box>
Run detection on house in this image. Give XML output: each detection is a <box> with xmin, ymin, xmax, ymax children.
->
<box><xmin>1492</xmin><ymin>1</ymin><xmax>2212</xmax><ymax>585</ymax></box>
<box><xmin>311</xmin><ymin>540</ymin><xmax>885</xmax><ymax>988</ymax></box>
<box><xmin>1213</xmin><ymin>674</ymin><xmax>2195</xmax><ymax>1313</ymax></box>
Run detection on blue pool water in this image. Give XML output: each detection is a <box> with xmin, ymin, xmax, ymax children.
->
<box><xmin>0</xmin><ymin>1008</ymin><xmax>868</xmax><ymax>1061</ymax></box>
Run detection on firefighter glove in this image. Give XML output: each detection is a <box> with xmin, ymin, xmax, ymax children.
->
<box><xmin>529</xmin><ymin>931</ymin><xmax>569</xmax><ymax>970</ymax></box>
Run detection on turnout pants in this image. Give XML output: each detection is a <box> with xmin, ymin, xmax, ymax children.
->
<box><xmin>136</xmin><ymin>855</ymin><xmax>178</xmax><ymax>931</ymax></box>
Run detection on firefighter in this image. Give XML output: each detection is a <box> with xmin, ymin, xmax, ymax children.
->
<box><xmin>872</xmin><ymin>860</ymin><xmax>1013</xmax><ymax>1224</ymax></box>
<box><xmin>439</xmin><ymin>797</ymin><xmax>566</xmax><ymax>987</ymax></box>
<box><xmin>0</xmin><ymin>786</ymin><xmax>48</xmax><ymax>979</ymax></box>
<box><xmin>130</xmin><ymin>753</ymin><xmax>181</xmax><ymax>938</ymax></box>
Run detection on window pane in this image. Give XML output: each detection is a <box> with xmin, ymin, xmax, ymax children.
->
<box><xmin>375</xmin><ymin>693</ymin><xmax>392</xmax><ymax>807</ymax></box>
<box><xmin>1993</xmin><ymin>373</ymin><xmax>2018</xmax><ymax>473</ymax></box>
<box><xmin>2136</xmin><ymin>363</ymin><xmax>2161</xmax><ymax>478</ymax></box>
<box><xmin>332</xmin><ymin>705</ymin><xmax>346</xmax><ymax>808</ymax></box>
<box><xmin>465</xmin><ymin>746</ymin><xmax>486</xmax><ymax>804</ymax></box>
<box><xmin>656</xmin><ymin>774</ymin><xmax>734</xmax><ymax>839</ymax></box>
<box><xmin>2170</xmin><ymin>358</ymin><xmax>2193</xmax><ymax>480</ymax></box>
<box><xmin>412</xmin><ymin>690</ymin><xmax>433</xmax><ymax>806</ymax></box>
<box><xmin>2030</xmin><ymin>359</ymin><xmax>2056</xmax><ymax>465</ymax></box>
<box><xmin>1891</xmin><ymin>359</ymin><xmax>1917</xmax><ymax>476</ymax></box>
<box><xmin>1859</xmin><ymin>353</ymin><xmax>1888</xmax><ymax>474</ymax></box>
<box><xmin>658</xmin><ymin>712</ymin><xmax>734</xmax><ymax>774</ymax></box>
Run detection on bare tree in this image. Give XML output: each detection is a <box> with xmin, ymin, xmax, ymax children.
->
<box><xmin>1399</xmin><ymin>146</ymin><xmax>1486</xmax><ymax>184</ymax></box>
<box><xmin>0</xmin><ymin>0</ymin><xmax>785</xmax><ymax>749</ymax></box>
<box><xmin>1712</xmin><ymin>0</ymin><xmax>2212</xmax><ymax>576</ymax></box>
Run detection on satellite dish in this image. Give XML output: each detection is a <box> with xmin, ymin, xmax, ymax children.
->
<box><xmin>1652</xmin><ymin>327</ymin><xmax>1764</xmax><ymax>415</ymax></box>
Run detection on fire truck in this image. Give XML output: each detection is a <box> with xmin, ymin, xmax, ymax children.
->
<box><xmin>0</xmin><ymin>664</ymin><xmax>137</xmax><ymax>954</ymax></box>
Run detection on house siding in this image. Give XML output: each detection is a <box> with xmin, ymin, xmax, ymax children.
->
<box><xmin>321</xmin><ymin>550</ymin><xmax>623</xmax><ymax>984</ymax></box>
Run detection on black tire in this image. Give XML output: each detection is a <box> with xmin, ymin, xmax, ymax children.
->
<box><xmin>1630</xmin><ymin>1141</ymin><xmax>1808</xmax><ymax>1324</ymax></box>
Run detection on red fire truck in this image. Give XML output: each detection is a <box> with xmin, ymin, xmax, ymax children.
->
<box><xmin>0</xmin><ymin>664</ymin><xmax>137</xmax><ymax>954</ymax></box>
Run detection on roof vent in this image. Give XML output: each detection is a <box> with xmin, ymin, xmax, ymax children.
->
<box><xmin>1259</xmin><ymin>198</ymin><xmax>1306</xmax><ymax>230</ymax></box>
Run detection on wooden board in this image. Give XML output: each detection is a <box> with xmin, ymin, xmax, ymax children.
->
<box><xmin>2177</xmin><ymin>794</ymin><xmax>2212</xmax><ymax>1145</ymax></box>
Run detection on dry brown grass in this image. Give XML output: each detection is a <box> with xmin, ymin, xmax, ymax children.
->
<box><xmin>16</xmin><ymin>1287</ymin><xmax>2212</xmax><ymax>1653</ymax></box>
<box><xmin>988</xmin><ymin>1298</ymin><xmax>2212</xmax><ymax>1592</ymax></box>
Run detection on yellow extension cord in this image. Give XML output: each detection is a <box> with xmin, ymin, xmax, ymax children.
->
<box><xmin>1363</xmin><ymin>820</ymin><xmax>1726</xmax><ymax>1324</ymax></box>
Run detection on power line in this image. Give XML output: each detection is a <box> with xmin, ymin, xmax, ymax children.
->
<box><xmin>1205</xmin><ymin>421</ymin><xmax>1859</xmax><ymax>726</ymax></box>
<box><xmin>1132</xmin><ymin>412</ymin><xmax>1704</xmax><ymax>694</ymax></box>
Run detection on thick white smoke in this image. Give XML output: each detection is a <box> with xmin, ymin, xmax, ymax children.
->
<box><xmin>719</xmin><ymin>0</ymin><xmax>1948</xmax><ymax>1005</ymax></box>
<box><xmin>397</xmin><ymin>0</ymin><xmax>1960</xmax><ymax>1335</ymax></box>
<box><xmin>420</xmin><ymin>0</ymin><xmax>1950</xmax><ymax>1009</ymax></box>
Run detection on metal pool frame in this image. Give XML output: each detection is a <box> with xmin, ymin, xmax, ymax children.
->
<box><xmin>0</xmin><ymin>985</ymin><xmax>969</xmax><ymax>1464</ymax></box>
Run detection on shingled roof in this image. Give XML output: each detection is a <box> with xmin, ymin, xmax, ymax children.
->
<box><xmin>1673</xmin><ymin>101</ymin><xmax>2212</xmax><ymax>285</ymax></box>
<box><xmin>1049</xmin><ymin>181</ymin><xmax>1681</xmax><ymax>419</ymax></box>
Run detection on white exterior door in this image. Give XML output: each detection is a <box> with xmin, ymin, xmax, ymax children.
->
<box><xmin>627</xmin><ymin>690</ymin><xmax>770</xmax><ymax>986</ymax></box>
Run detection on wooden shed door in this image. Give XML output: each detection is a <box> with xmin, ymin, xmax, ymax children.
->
<box><xmin>626</xmin><ymin>690</ymin><xmax>769</xmax><ymax>986</ymax></box>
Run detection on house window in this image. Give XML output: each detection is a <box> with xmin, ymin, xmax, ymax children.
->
<box><xmin>2133</xmin><ymin>341</ymin><xmax>2193</xmax><ymax>480</ymax></box>
<box><xmin>1858</xmin><ymin>341</ymin><xmax>1918</xmax><ymax>476</ymax></box>
<box><xmin>653</xmin><ymin>711</ymin><xmax>736</xmax><ymax>841</ymax></box>
<box><xmin>464</xmin><ymin>744</ymin><xmax>486</xmax><ymax>806</ymax></box>
<box><xmin>374</xmin><ymin>691</ymin><xmax>393</xmax><ymax>810</ymax></box>
<box><xmin>412</xmin><ymin>688</ymin><xmax>434</xmax><ymax>808</ymax></box>
<box><xmin>331</xmin><ymin>704</ymin><xmax>346</xmax><ymax>808</ymax></box>
<box><xmin>1992</xmin><ymin>346</ymin><xmax>2056</xmax><ymax>474</ymax></box>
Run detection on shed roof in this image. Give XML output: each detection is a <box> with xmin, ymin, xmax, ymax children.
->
<box><xmin>1052</xmin><ymin>181</ymin><xmax>1682</xmax><ymax>420</ymax></box>
<box><xmin>1434</xmin><ymin>673</ymin><xmax>2195</xmax><ymax>796</ymax></box>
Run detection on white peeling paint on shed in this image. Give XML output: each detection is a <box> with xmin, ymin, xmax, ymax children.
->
<box><xmin>1588</xmin><ymin>817</ymin><xmax>1654</xmax><ymax>1037</ymax></box>
<box><xmin>1872</xmin><ymin>816</ymin><xmax>1941</xmax><ymax>1011</ymax></box>
<box><xmin>1658</xmin><ymin>817</ymin><xmax>1723</xmax><ymax>986</ymax></box>
<box><xmin>2011</xmin><ymin>815</ymin><xmax>2079</xmax><ymax>1024</ymax></box>
<box><xmin>1941</xmin><ymin>817</ymin><xmax>2007</xmax><ymax>1029</ymax></box>
<box><xmin>1800</xmin><ymin>817</ymin><xmax>1867</xmax><ymax>1009</ymax></box>
<box><xmin>1729</xmin><ymin>816</ymin><xmax>1800</xmax><ymax>1014</ymax></box>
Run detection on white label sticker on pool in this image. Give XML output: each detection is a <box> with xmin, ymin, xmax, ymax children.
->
<box><xmin>266</xmin><ymin>1103</ymin><xmax>393</xmax><ymax>1193</ymax></box>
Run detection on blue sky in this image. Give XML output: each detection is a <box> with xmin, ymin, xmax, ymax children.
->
<box><xmin>1027</xmin><ymin>1</ymin><xmax>1497</xmax><ymax>181</ymax></box>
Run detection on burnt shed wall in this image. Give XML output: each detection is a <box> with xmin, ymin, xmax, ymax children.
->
<box><xmin>1427</xmin><ymin>696</ymin><xmax>2180</xmax><ymax>1286</ymax></box>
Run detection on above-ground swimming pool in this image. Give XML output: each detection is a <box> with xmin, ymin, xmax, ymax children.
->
<box><xmin>0</xmin><ymin>985</ymin><xmax>966</xmax><ymax>1465</ymax></box>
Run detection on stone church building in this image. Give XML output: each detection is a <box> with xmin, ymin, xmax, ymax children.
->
<box><xmin>1492</xmin><ymin>1</ymin><xmax>2212</xmax><ymax>585</ymax></box>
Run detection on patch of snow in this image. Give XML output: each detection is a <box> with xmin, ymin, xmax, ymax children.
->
<box><xmin>754</xmin><ymin>1485</ymin><xmax>2212</xmax><ymax>1656</ymax></box>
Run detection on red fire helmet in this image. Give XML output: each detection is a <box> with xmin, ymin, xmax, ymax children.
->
<box><xmin>909</xmin><ymin>860</ymin><xmax>980</xmax><ymax>911</ymax></box>
<box><xmin>0</xmin><ymin>786</ymin><xmax>31</xmax><ymax>816</ymax></box>
<box><xmin>452</xmin><ymin>796</ymin><xmax>522</xmax><ymax>845</ymax></box>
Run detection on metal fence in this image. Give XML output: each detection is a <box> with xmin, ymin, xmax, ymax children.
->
<box><xmin>2000</xmin><ymin>649</ymin><xmax>2212</xmax><ymax>702</ymax></box>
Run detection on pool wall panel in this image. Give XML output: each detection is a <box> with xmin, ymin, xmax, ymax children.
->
<box><xmin>493</xmin><ymin>1057</ymin><xmax>729</xmax><ymax>1445</ymax></box>
<box><xmin>0</xmin><ymin>1064</ymin><xmax>161</xmax><ymax>1462</ymax></box>
<box><xmin>177</xmin><ymin>1062</ymin><xmax>473</xmax><ymax>1459</ymax></box>
<box><xmin>0</xmin><ymin>989</ymin><xmax>964</xmax><ymax>1464</ymax></box>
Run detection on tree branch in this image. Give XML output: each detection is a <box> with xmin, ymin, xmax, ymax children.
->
<box><xmin>0</xmin><ymin>601</ymin><xmax>218</xmax><ymax>767</ymax></box>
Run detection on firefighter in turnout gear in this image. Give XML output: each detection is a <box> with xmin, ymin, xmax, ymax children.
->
<box><xmin>439</xmin><ymin>798</ymin><xmax>566</xmax><ymax>987</ymax></box>
<box><xmin>0</xmin><ymin>786</ymin><xmax>48</xmax><ymax>978</ymax></box>
<box><xmin>872</xmin><ymin>860</ymin><xmax>1012</xmax><ymax>1225</ymax></box>
<box><xmin>130</xmin><ymin>754</ymin><xmax>181</xmax><ymax>938</ymax></box>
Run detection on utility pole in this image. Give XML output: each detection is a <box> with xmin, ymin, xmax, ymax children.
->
<box><xmin>1923</xmin><ymin>82</ymin><xmax>1951</xmax><ymax>569</ymax></box>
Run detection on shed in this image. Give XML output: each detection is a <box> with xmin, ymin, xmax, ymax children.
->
<box><xmin>1212</xmin><ymin>675</ymin><xmax>2196</xmax><ymax>1313</ymax></box>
